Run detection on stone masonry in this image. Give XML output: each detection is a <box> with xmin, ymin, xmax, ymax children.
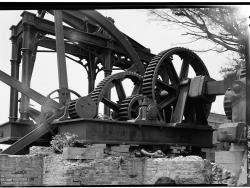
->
<box><xmin>0</xmin><ymin>154</ymin><xmax>43</xmax><ymax>186</ymax></box>
<box><xmin>43</xmin><ymin>153</ymin><xmax>144</xmax><ymax>185</ymax></box>
<box><xmin>0</xmin><ymin>146</ymin><xmax>236</xmax><ymax>186</ymax></box>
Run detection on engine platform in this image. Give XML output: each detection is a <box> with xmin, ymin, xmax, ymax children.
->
<box><xmin>0</xmin><ymin>119</ymin><xmax>213</xmax><ymax>148</ymax></box>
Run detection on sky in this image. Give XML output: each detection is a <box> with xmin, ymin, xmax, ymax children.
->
<box><xmin>0</xmin><ymin>7</ymin><xmax>248</xmax><ymax>127</ymax></box>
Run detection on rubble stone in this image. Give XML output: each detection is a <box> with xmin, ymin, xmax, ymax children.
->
<box><xmin>0</xmin><ymin>146</ymin><xmax>240</xmax><ymax>186</ymax></box>
<box><xmin>29</xmin><ymin>146</ymin><xmax>52</xmax><ymax>155</ymax></box>
<box><xmin>111</xmin><ymin>145</ymin><xmax>130</xmax><ymax>153</ymax></box>
<box><xmin>63</xmin><ymin>146</ymin><xmax>104</xmax><ymax>160</ymax></box>
<box><xmin>211</xmin><ymin>162</ymin><xmax>237</xmax><ymax>186</ymax></box>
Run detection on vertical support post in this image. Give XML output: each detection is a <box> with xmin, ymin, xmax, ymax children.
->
<box><xmin>9</xmin><ymin>26</ymin><xmax>21</xmax><ymax>122</ymax></box>
<box><xmin>103</xmin><ymin>50</ymin><xmax>112</xmax><ymax>116</ymax></box>
<box><xmin>87</xmin><ymin>52</ymin><xmax>96</xmax><ymax>93</ymax></box>
<box><xmin>54</xmin><ymin>10</ymin><xmax>69</xmax><ymax>104</ymax></box>
<box><xmin>245</xmin><ymin>17</ymin><xmax>250</xmax><ymax>186</ymax></box>
<box><xmin>18</xmin><ymin>12</ymin><xmax>37</xmax><ymax>121</ymax></box>
<box><xmin>19</xmin><ymin>23</ymin><xmax>34</xmax><ymax>121</ymax></box>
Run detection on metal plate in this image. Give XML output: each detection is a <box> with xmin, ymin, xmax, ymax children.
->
<box><xmin>0</xmin><ymin>121</ymin><xmax>52</xmax><ymax>145</ymax></box>
<box><xmin>75</xmin><ymin>96</ymin><xmax>97</xmax><ymax>118</ymax></box>
<box><xmin>56</xmin><ymin>118</ymin><xmax>213</xmax><ymax>147</ymax></box>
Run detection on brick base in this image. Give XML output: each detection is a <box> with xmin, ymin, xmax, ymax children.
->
<box><xmin>0</xmin><ymin>147</ymin><xmax>235</xmax><ymax>186</ymax></box>
<box><xmin>0</xmin><ymin>154</ymin><xmax>43</xmax><ymax>186</ymax></box>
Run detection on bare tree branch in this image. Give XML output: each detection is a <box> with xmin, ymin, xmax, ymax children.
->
<box><xmin>148</xmin><ymin>7</ymin><xmax>247</xmax><ymax>75</ymax></box>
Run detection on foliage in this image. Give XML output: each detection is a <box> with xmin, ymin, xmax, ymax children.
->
<box><xmin>219</xmin><ymin>57</ymin><xmax>245</xmax><ymax>76</ymax></box>
<box><xmin>50</xmin><ymin>132</ymin><xmax>78</xmax><ymax>153</ymax></box>
<box><xmin>148</xmin><ymin>7</ymin><xmax>247</xmax><ymax>75</ymax></box>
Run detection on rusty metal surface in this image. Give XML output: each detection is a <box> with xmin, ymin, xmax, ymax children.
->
<box><xmin>0</xmin><ymin>121</ymin><xmax>51</xmax><ymax>145</ymax></box>
<box><xmin>1</xmin><ymin>96</ymin><xmax>66</xmax><ymax>154</ymax></box>
<box><xmin>54</xmin><ymin>10</ymin><xmax>70</xmax><ymax>104</ymax></box>
<box><xmin>56</xmin><ymin>118</ymin><xmax>213</xmax><ymax>147</ymax></box>
<box><xmin>89</xmin><ymin>71</ymin><xmax>143</xmax><ymax>117</ymax></box>
<box><xmin>77</xmin><ymin>10</ymin><xmax>145</xmax><ymax>75</ymax></box>
<box><xmin>1</xmin><ymin>122</ymin><xmax>54</xmax><ymax>154</ymax></box>
<box><xmin>9</xmin><ymin>26</ymin><xmax>21</xmax><ymax>121</ymax></box>
<box><xmin>0</xmin><ymin>10</ymin><xmax>226</xmax><ymax>152</ymax></box>
<box><xmin>0</xmin><ymin>118</ymin><xmax>213</xmax><ymax>148</ymax></box>
<box><xmin>38</xmin><ymin>37</ymin><xmax>89</xmax><ymax>60</ymax></box>
<box><xmin>142</xmin><ymin>47</ymin><xmax>212</xmax><ymax>124</ymax></box>
<box><xmin>171</xmin><ymin>82</ymin><xmax>189</xmax><ymax>123</ymax></box>
<box><xmin>18</xmin><ymin>11</ymin><xmax>154</xmax><ymax>63</ymax></box>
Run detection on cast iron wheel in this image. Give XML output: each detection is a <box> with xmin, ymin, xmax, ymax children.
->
<box><xmin>90</xmin><ymin>71</ymin><xmax>143</xmax><ymax>119</ymax></box>
<box><xmin>43</xmin><ymin>88</ymin><xmax>81</xmax><ymax>120</ymax></box>
<box><xmin>117</xmin><ymin>94</ymin><xmax>144</xmax><ymax>121</ymax></box>
<box><xmin>142</xmin><ymin>47</ymin><xmax>212</xmax><ymax>124</ymax></box>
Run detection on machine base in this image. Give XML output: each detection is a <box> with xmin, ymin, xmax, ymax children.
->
<box><xmin>0</xmin><ymin>121</ymin><xmax>52</xmax><ymax>145</ymax></box>
<box><xmin>0</xmin><ymin>119</ymin><xmax>213</xmax><ymax>148</ymax></box>
<box><xmin>56</xmin><ymin>118</ymin><xmax>214</xmax><ymax>147</ymax></box>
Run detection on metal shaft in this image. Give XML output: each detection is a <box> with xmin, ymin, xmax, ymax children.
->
<box><xmin>104</xmin><ymin>50</ymin><xmax>112</xmax><ymax>116</ymax></box>
<box><xmin>54</xmin><ymin>10</ymin><xmax>70</xmax><ymax>104</ymax></box>
<box><xmin>87</xmin><ymin>52</ymin><xmax>96</xmax><ymax>93</ymax></box>
<box><xmin>0</xmin><ymin>69</ymin><xmax>61</xmax><ymax>108</ymax></box>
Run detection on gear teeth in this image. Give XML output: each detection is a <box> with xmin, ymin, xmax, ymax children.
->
<box><xmin>117</xmin><ymin>94</ymin><xmax>144</xmax><ymax>121</ymax></box>
<box><xmin>68</xmin><ymin>71</ymin><xmax>143</xmax><ymax>120</ymax></box>
<box><xmin>90</xmin><ymin>71</ymin><xmax>143</xmax><ymax>104</ymax></box>
<box><xmin>142</xmin><ymin>62</ymin><xmax>157</xmax><ymax>97</ymax></box>
<box><xmin>142</xmin><ymin>49</ymin><xmax>174</xmax><ymax>98</ymax></box>
<box><xmin>68</xmin><ymin>99</ymin><xmax>80</xmax><ymax>119</ymax></box>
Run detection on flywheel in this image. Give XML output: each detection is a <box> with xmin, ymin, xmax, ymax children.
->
<box><xmin>142</xmin><ymin>47</ymin><xmax>212</xmax><ymax>124</ymax></box>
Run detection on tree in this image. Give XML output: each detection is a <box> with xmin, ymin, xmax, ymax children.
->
<box><xmin>148</xmin><ymin>7</ymin><xmax>247</xmax><ymax>75</ymax></box>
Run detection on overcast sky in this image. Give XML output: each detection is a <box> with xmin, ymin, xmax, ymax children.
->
<box><xmin>0</xmin><ymin>8</ymin><xmax>247</xmax><ymax>126</ymax></box>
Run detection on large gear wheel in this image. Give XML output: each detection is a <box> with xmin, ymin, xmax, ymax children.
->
<box><xmin>91</xmin><ymin>71</ymin><xmax>143</xmax><ymax>103</ymax></box>
<box><xmin>142</xmin><ymin>47</ymin><xmax>212</xmax><ymax>124</ymax></box>
<box><xmin>69</xmin><ymin>71</ymin><xmax>143</xmax><ymax>120</ymax></box>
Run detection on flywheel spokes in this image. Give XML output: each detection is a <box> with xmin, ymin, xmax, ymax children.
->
<box><xmin>89</xmin><ymin>71</ymin><xmax>143</xmax><ymax>118</ymax></box>
<box><xmin>142</xmin><ymin>47</ymin><xmax>211</xmax><ymax>123</ymax></box>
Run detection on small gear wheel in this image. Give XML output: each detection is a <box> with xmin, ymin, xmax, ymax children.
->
<box><xmin>117</xmin><ymin>94</ymin><xmax>144</xmax><ymax>121</ymax></box>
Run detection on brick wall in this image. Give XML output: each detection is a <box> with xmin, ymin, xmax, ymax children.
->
<box><xmin>43</xmin><ymin>154</ymin><xmax>67</xmax><ymax>185</ymax></box>
<box><xmin>144</xmin><ymin>156</ymin><xmax>211</xmax><ymax>184</ymax></box>
<box><xmin>0</xmin><ymin>154</ymin><xmax>43</xmax><ymax>186</ymax></box>
<box><xmin>43</xmin><ymin>154</ymin><xmax>211</xmax><ymax>185</ymax></box>
<box><xmin>43</xmin><ymin>154</ymin><xmax>144</xmax><ymax>185</ymax></box>
<box><xmin>0</xmin><ymin>148</ymin><xmax>213</xmax><ymax>186</ymax></box>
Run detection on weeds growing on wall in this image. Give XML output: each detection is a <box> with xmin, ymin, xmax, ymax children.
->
<box><xmin>50</xmin><ymin>132</ymin><xmax>78</xmax><ymax>153</ymax></box>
